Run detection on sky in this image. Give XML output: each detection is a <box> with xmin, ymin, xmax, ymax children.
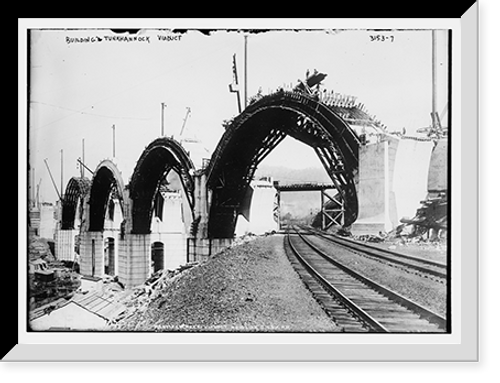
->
<box><xmin>28</xmin><ymin>28</ymin><xmax>449</xmax><ymax>204</ymax></box>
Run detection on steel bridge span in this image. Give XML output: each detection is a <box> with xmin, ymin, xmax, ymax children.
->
<box><xmin>204</xmin><ymin>89</ymin><xmax>360</xmax><ymax>238</ymax></box>
<box><xmin>55</xmin><ymin>77</ymin><xmax>365</xmax><ymax>287</ymax></box>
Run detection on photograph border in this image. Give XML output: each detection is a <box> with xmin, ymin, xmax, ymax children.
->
<box><xmin>9</xmin><ymin>9</ymin><xmax>478</xmax><ymax>361</ymax></box>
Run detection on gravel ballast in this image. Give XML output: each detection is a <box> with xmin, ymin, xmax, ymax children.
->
<box><xmin>112</xmin><ymin>235</ymin><xmax>337</xmax><ymax>332</ymax></box>
<box><xmin>307</xmin><ymin>235</ymin><xmax>447</xmax><ymax>317</ymax></box>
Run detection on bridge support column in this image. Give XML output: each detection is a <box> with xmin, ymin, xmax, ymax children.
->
<box><xmin>188</xmin><ymin>172</ymin><xmax>233</xmax><ymax>261</ymax></box>
<box><xmin>193</xmin><ymin>172</ymin><xmax>209</xmax><ymax>238</ymax></box>
<box><xmin>118</xmin><ymin>233</ymin><xmax>151</xmax><ymax>288</ymax></box>
<box><xmin>352</xmin><ymin>137</ymin><xmax>398</xmax><ymax>235</ymax></box>
<box><xmin>54</xmin><ymin>229</ymin><xmax>77</xmax><ymax>261</ymax></box>
<box><xmin>80</xmin><ymin>231</ymin><xmax>104</xmax><ymax>278</ymax></box>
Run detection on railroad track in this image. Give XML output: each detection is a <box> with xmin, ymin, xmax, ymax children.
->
<box><xmin>286</xmin><ymin>228</ymin><xmax>447</xmax><ymax>332</ymax></box>
<box><xmin>302</xmin><ymin>226</ymin><xmax>447</xmax><ymax>280</ymax></box>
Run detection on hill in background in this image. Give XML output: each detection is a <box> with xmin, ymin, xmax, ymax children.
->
<box><xmin>254</xmin><ymin>165</ymin><xmax>331</xmax><ymax>185</ymax></box>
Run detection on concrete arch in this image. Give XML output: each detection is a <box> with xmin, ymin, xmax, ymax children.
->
<box><xmin>129</xmin><ymin>137</ymin><xmax>195</xmax><ymax>235</ymax></box>
<box><xmin>88</xmin><ymin>159</ymin><xmax>126</xmax><ymax>232</ymax></box>
<box><xmin>61</xmin><ymin>176</ymin><xmax>91</xmax><ymax>230</ymax></box>
<box><xmin>206</xmin><ymin>90</ymin><xmax>361</xmax><ymax>238</ymax></box>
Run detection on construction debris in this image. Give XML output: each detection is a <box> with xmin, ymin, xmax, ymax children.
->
<box><xmin>356</xmin><ymin>234</ymin><xmax>386</xmax><ymax>243</ymax></box>
<box><xmin>28</xmin><ymin>235</ymin><xmax>55</xmax><ymax>261</ymax></box>
<box><xmin>398</xmin><ymin>193</ymin><xmax>447</xmax><ymax>242</ymax></box>
<box><xmin>108</xmin><ymin>262</ymin><xmax>200</xmax><ymax>327</ymax></box>
<box><xmin>29</xmin><ymin>235</ymin><xmax>82</xmax><ymax>311</ymax></box>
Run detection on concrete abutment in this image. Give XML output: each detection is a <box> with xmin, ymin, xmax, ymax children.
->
<box><xmin>352</xmin><ymin>136</ymin><xmax>436</xmax><ymax>235</ymax></box>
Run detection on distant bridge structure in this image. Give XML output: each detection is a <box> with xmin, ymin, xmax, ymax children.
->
<box><xmin>273</xmin><ymin>181</ymin><xmax>344</xmax><ymax>231</ymax></box>
<box><xmin>273</xmin><ymin>182</ymin><xmax>337</xmax><ymax>192</ymax></box>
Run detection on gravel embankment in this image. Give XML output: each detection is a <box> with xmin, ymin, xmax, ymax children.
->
<box><xmin>112</xmin><ymin>235</ymin><xmax>337</xmax><ymax>332</ymax></box>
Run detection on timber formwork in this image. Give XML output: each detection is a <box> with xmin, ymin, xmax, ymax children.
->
<box><xmin>205</xmin><ymin>88</ymin><xmax>364</xmax><ymax>238</ymax></box>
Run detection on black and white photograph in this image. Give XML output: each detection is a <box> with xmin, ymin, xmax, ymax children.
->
<box><xmin>26</xmin><ymin>26</ymin><xmax>450</xmax><ymax>334</ymax></box>
<box><xmin>27</xmin><ymin>29</ymin><xmax>451</xmax><ymax>333</ymax></box>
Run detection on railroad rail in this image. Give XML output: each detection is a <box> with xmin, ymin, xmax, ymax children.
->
<box><xmin>303</xmin><ymin>226</ymin><xmax>447</xmax><ymax>279</ymax></box>
<box><xmin>286</xmin><ymin>228</ymin><xmax>447</xmax><ymax>332</ymax></box>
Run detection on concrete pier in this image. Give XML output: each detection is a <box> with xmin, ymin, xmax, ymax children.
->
<box><xmin>118</xmin><ymin>233</ymin><xmax>151</xmax><ymax>287</ymax></box>
<box><xmin>80</xmin><ymin>231</ymin><xmax>104</xmax><ymax>278</ymax></box>
<box><xmin>54</xmin><ymin>229</ymin><xmax>77</xmax><ymax>261</ymax></box>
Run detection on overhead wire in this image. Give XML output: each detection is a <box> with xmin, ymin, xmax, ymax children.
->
<box><xmin>31</xmin><ymin>38</ymin><xmax>235</xmax><ymax>130</ymax></box>
<box><xmin>30</xmin><ymin>101</ymin><xmax>154</xmax><ymax>121</ymax></box>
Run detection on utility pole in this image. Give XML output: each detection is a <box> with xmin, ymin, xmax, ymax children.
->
<box><xmin>60</xmin><ymin>149</ymin><xmax>64</xmax><ymax>200</ymax></box>
<box><xmin>36</xmin><ymin>179</ymin><xmax>41</xmax><ymax>209</ymax></box>
<box><xmin>112</xmin><ymin>124</ymin><xmax>116</xmax><ymax>157</ymax></box>
<box><xmin>30</xmin><ymin>166</ymin><xmax>35</xmax><ymax>208</ymax></box>
<box><xmin>431</xmin><ymin>30</ymin><xmax>438</xmax><ymax>129</ymax></box>
<box><xmin>244</xmin><ymin>34</ymin><xmax>248</xmax><ymax>108</ymax></box>
<box><xmin>229</xmin><ymin>54</ymin><xmax>242</xmax><ymax>113</ymax></box>
<box><xmin>161</xmin><ymin>102</ymin><xmax>166</xmax><ymax>136</ymax></box>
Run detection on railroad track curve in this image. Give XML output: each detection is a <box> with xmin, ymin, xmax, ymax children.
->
<box><xmin>301</xmin><ymin>226</ymin><xmax>447</xmax><ymax>280</ymax></box>
<box><xmin>286</xmin><ymin>228</ymin><xmax>447</xmax><ymax>333</ymax></box>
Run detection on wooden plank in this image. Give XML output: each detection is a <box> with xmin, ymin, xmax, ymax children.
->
<box><xmin>74</xmin><ymin>293</ymin><xmax>100</xmax><ymax>306</ymax></box>
<box><xmin>85</xmin><ymin>299</ymin><xmax>107</xmax><ymax>311</ymax></box>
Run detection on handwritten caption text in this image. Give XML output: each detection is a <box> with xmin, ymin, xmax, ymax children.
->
<box><xmin>65</xmin><ymin>34</ymin><xmax>182</xmax><ymax>45</ymax></box>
